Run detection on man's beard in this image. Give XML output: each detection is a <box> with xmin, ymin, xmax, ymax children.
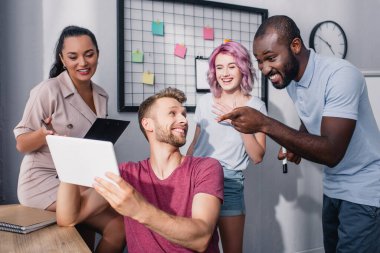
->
<box><xmin>155</xmin><ymin>124</ymin><xmax>186</xmax><ymax>147</ymax></box>
<box><xmin>272</xmin><ymin>51</ymin><xmax>299</xmax><ymax>90</ymax></box>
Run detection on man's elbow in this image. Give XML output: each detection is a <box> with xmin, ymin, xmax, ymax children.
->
<box><xmin>326</xmin><ymin>159</ymin><xmax>341</xmax><ymax>168</ymax></box>
<box><xmin>325</xmin><ymin>153</ymin><xmax>344</xmax><ymax>168</ymax></box>
<box><xmin>56</xmin><ymin>214</ymin><xmax>78</xmax><ymax>227</ymax></box>
<box><xmin>192</xmin><ymin>241</ymin><xmax>209</xmax><ymax>252</ymax></box>
<box><xmin>192</xmin><ymin>233</ymin><xmax>213</xmax><ymax>252</ymax></box>
<box><xmin>56</xmin><ymin>218</ymin><xmax>76</xmax><ymax>227</ymax></box>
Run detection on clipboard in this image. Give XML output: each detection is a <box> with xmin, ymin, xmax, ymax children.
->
<box><xmin>84</xmin><ymin>118</ymin><xmax>130</xmax><ymax>144</ymax></box>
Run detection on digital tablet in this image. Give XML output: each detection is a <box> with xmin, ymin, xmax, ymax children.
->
<box><xmin>84</xmin><ymin>118</ymin><xmax>130</xmax><ymax>144</ymax></box>
<box><xmin>46</xmin><ymin>135</ymin><xmax>120</xmax><ymax>187</ymax></box>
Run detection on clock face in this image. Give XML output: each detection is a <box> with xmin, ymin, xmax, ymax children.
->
<box><xmin>309</xmin><ymin>21</ymin><xmax>347</xmax><ymax>59</ymax></box>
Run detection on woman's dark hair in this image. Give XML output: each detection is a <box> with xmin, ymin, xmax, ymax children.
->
<box><xmin>49</xmin><ymin>25</ymin><xmax>99</xmax><ymax>78</ymax></box>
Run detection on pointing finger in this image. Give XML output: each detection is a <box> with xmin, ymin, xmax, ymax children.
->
<box><xmin>218</xmin><ymin>111</ymin><xmax>234</xmax><ymax>122</ymax></box>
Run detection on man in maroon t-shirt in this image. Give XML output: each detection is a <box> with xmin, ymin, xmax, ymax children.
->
<box><xmin>57</xmin><ymin>87</ymin><xmax>224</xmax><ymax>253</ymax></box>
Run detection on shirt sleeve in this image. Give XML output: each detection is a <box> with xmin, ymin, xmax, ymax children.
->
<box><xmin>119</xmin><ymin>161</ymin><xmax>134</xmax><ymax>182</ymax></box>
<box><xmin>194</xmin><ymin>106</ymin><xmax>200</xmax><ymax>124</ymax></box>
<box><xmin>193</xmin><ymin>97</ymin><xmax>203</xmax><ymax>125</ymax></box>
<box><xmin>248</xmin><ymin>96</ymin><xmax>268</xmax><ymax>116</ymax></box>
<box><xmin>13</xmin><ymin>82</ymin><xmax>55</xmax><ymax>138</ymax></box>
<box><xmin>193</xmin><ymin>93</ymin><xmax>211</xmax><ymax>124</ymax></box>
<box><xmin>323</xmin><ymin>66</ymin><xmax>364</xmax><ymax>120</ymax></box>
<box><xmin>257</xmin><ymin>99</ymin><xmax>268</xmax><ymax>116</ymax></box>
<box><xmin>193</xmin><ymin>157</ymin><xmax>224</xmax><ymax>202</ymax></box>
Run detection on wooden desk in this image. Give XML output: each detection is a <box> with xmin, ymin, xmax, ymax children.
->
<box><xmin>0</xmin><ymin>224</ymin><xmax>91</xmax><ymax>253</ymax></box>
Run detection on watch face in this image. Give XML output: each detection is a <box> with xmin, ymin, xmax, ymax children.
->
<box><xmin>309</xmin><ymin>21</ymin><xmax>347</xmax><ymax>59</ymax></box>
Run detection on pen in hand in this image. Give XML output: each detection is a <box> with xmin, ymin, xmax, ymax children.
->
<box><xmin>282</xmin><ymin>147</ymin><xmax>288</xmax><ymax>173</ymax></box>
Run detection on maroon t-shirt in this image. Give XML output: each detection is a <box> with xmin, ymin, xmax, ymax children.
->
<box><xmin>119</xmin><ymin>156</ymin><xmax>224</xmax><ymax>253</ymax></box>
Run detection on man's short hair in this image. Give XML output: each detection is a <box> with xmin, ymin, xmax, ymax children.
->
<box><xmin>138</xmin><ymin>87</ymin><xmax>187</xmax><ymax>139</ymax></box>
<box><xmin>255</xmin><ymin>15</ymin><xmax>303</xmax><ymax>46</ymax></box>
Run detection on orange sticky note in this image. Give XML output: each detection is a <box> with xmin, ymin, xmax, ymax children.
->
<box><xmin>203</xmin><ymin>27</ymin><xmax>214</xmax><ymax>40</ymax></box>
<box><xmin>224</xmin><ymin>39</ymin><xmax>232</xmax><ymax>43</ymax></box>
<box><xmin>142</xmin><ymin>71</ymin><xmax>154</xmax><ymax>85</ymax></box>
<box><xmin>174</xmin><ymin>44</ymin><xmax>187</xmax><ymax>58</ymax></box>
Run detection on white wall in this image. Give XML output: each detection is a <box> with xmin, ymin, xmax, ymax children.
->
<box><xmin>365</xmin><ymin>73</ymin><xmax>380</xmax><ymax>127</ymax></box>
<box><xmin>1</xmin><ymin>1</ymin><xmax>379</xmax><ymax>253</ymax></box>
<box><xmin>0</xmin><ymin>0</ymin><xmax>44</xmax><ymax>203</ymax></box>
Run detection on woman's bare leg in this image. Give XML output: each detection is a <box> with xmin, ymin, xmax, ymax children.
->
<box><xmin>83</xmin><ymin>207</ymin><xmax>125</xmax><ymax>253</ymax></box>
<box><xmin>218</xmin><ymin>215</ymin><xmax>245</xmax><ymax>253</ymax></box>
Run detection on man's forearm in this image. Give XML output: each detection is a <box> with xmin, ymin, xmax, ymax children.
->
<box><xmin>261</xmin><ymin>117</ymin><xmax>339</xmax><ymax>166</ymax></box>
<box><xmin>138</xmin><ymin>203</ymin><xmax>215</xmax><ymax>252</ymax></box>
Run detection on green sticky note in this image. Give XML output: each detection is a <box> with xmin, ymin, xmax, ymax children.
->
<box><xmin>152</xmin><ymin>21</ymin><xmax>164</xmax><ymax>36</ymax></box>
<box><xmin>132</xmin><ymin>50</ymin><xmax>143</xmax><ymax>63</ymax></box>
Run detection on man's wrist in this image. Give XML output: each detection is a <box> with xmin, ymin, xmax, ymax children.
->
<box><xmin>134</xmin><ymin>201</ymin><xmax>155</xmax><ymax>225</ymax></box>
<box><xmin>260</xmin><ymin>115</ymin><xmax>272</xmax><ymax>134</ymax></box>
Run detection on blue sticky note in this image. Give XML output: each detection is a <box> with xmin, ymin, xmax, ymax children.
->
<box><xmin>152</xmin><ymin>21</ymin><xmax>164</xmax><ymax>36</ymax></box>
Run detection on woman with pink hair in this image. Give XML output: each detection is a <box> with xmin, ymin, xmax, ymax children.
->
<box><xmin>187</xmin><ymin>41</ymin><xmax>266</xmax><ymax>253</ymax></box>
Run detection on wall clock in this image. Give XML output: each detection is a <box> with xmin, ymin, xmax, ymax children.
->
<box><xmin>309</xmin><ymin>20</ymin><xmax>347</xmax><ymax>59</ymax></box>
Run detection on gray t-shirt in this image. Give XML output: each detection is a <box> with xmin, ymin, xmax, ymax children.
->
<box><xmin>193</xmin><ymin>93</ymin><xmax>267</xmax><ymax>171</ymax></box>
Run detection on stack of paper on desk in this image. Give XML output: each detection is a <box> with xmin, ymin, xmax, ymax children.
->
<box><xmin>0</xmin><ymin>204</ymin><xmax>56</xmax><ymax>234</ymax></box>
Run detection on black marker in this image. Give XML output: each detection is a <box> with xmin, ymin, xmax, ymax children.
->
<box><xmin>282</xmin><ymin>147</ymin><xmax>288</xmax><ymax>173</ymax></box>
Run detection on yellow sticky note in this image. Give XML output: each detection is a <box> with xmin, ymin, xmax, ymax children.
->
<box><xmin>224</xmin><ymin>38</ymin><xmax>232</xmax><ymax>43</ymax></box>
<box><xmin>142</xmin><ymin>72</ymin><xmax>154</xmax><ymax>85</ymax></box>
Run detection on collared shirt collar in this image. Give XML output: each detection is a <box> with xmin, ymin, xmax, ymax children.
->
<box><xmin>57</xmin><ymin>71</ymin><xmax>108</xmax><ymax>118</ymax></box>
<box><xmin>57</xmin><ymin>71</ymin><xmax>107</xmax><ymax>99</ymax></box>
<box><xmin>58</xmin><ymin>71</ymin><xmax>76</xmax><ymax>98</ymax></box>
<box><xmin>294</xmin><ymin>50</ymin><xmax>316</xmax><ymax>88</ymax></box>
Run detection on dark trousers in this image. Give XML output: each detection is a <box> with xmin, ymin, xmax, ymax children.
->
<box><xmin>322</xmin><ymin>194</ymin><xmax>380</xmax><ymax>253</ymax></box>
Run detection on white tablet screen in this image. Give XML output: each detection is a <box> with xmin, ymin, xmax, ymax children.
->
<box><xmin>46</xmin><ymin>135</ymin><xmax>120</xmax><ymax>187</ymax></box>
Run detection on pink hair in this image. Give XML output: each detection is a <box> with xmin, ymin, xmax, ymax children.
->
<box><xmin>207</xmin><ymin>41</ymin><xmax>256</xmax><ymax>98</ymax></box>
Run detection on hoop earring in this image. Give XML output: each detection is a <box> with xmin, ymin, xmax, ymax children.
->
<box><xmin>63</xmin><ymin>65</ymin><xmax>67</xmax><ymax>70</ymax></box>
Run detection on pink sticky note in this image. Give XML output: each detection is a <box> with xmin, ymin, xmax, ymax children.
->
<box><xmin>174</xmin><ymin>44</ymin><xmax>187</xmax><ymax>58</ymax></box>
<box><xmin>203</xmin><ymin>27</ymin><xmax>214</xmax><ymax>40</ymax></box>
